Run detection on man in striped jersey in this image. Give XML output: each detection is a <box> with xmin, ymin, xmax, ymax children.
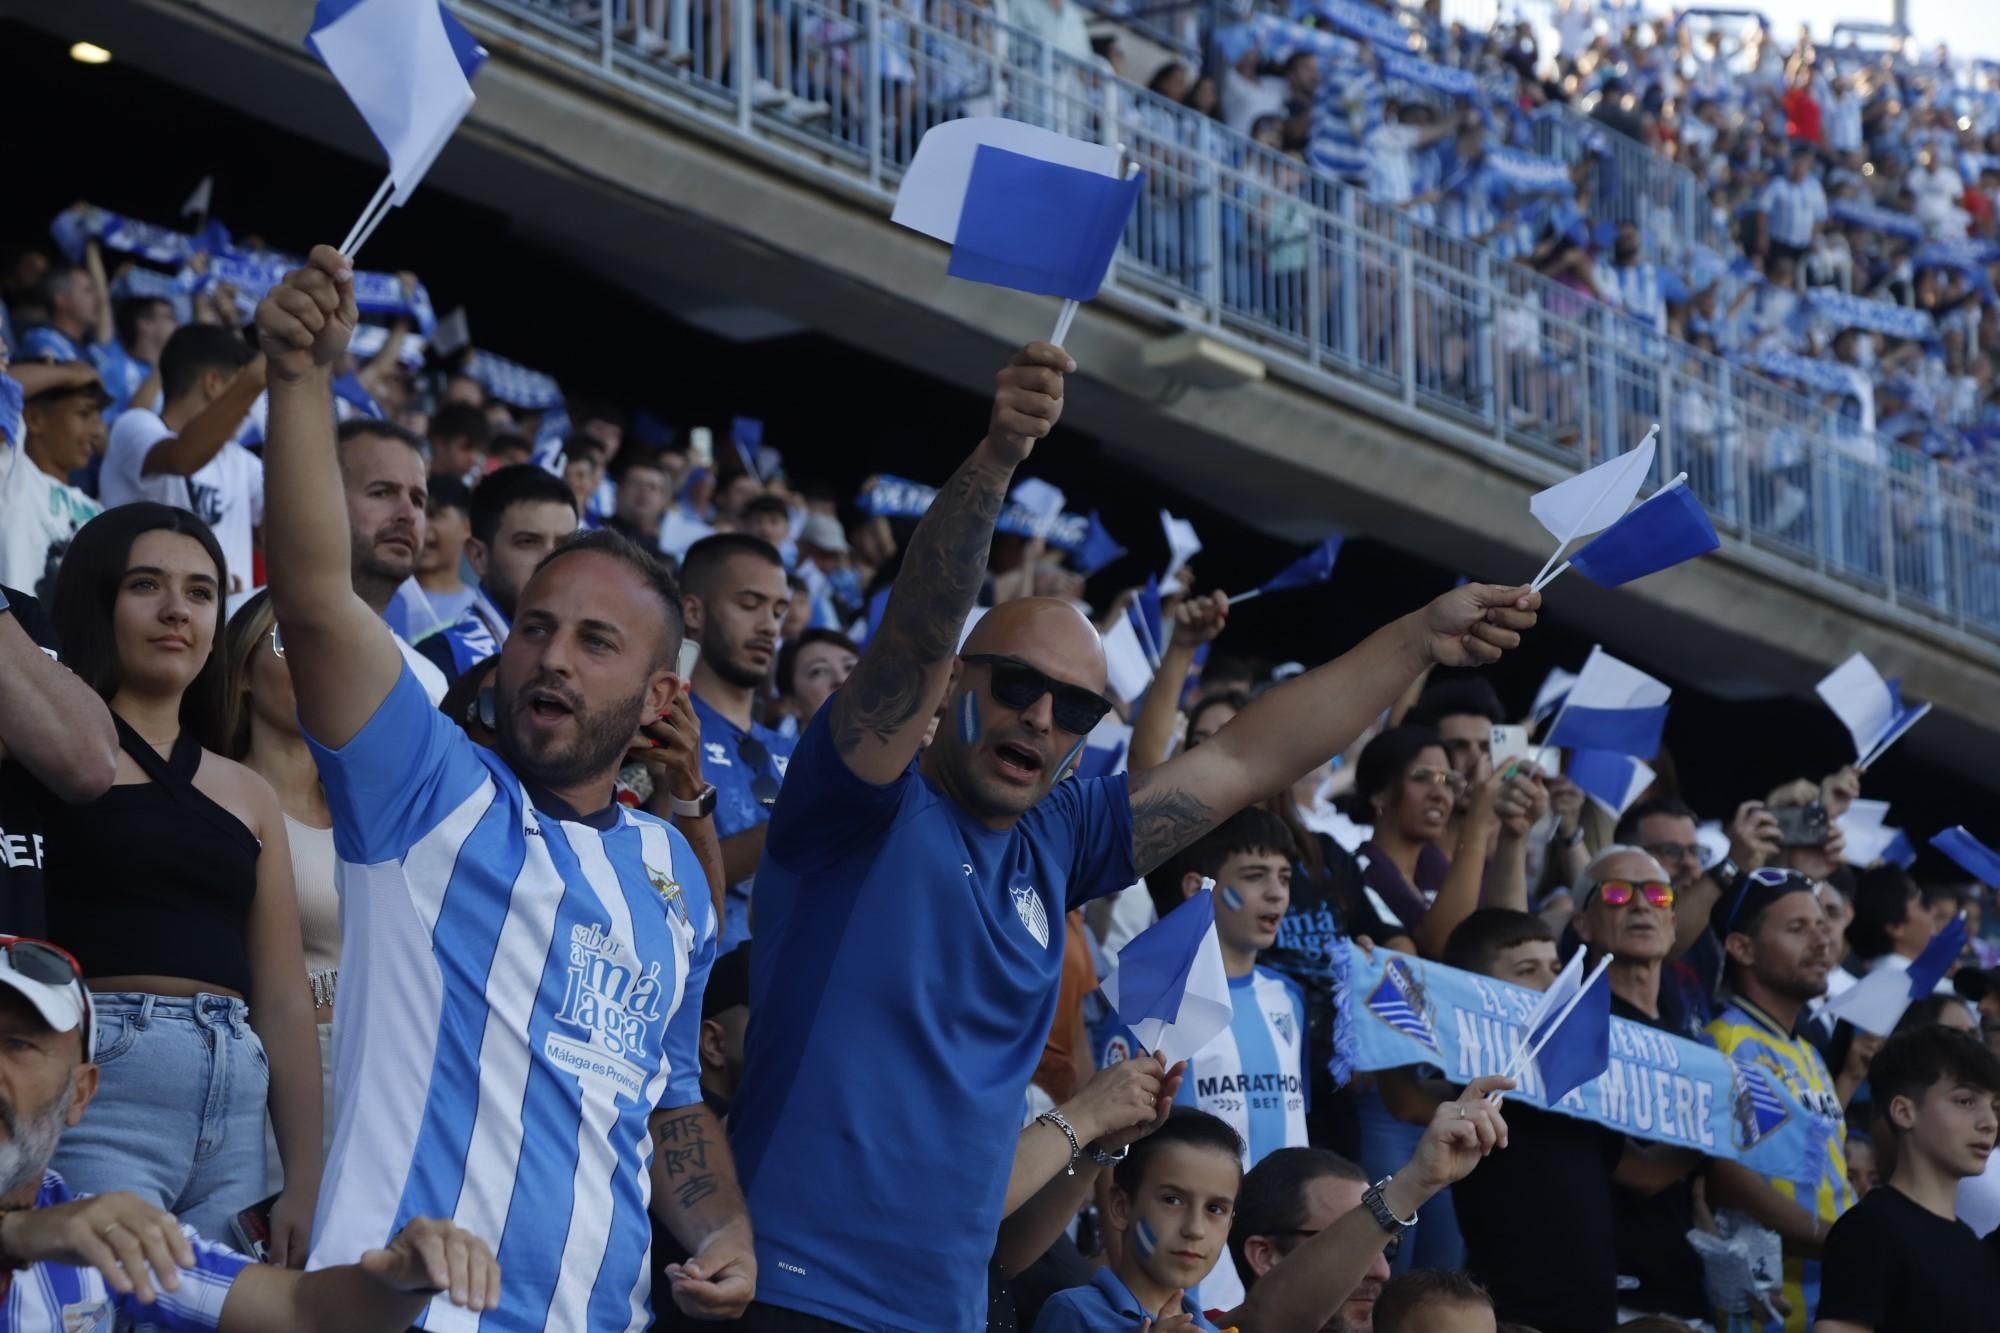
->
<box><xmin>0</xmin><ymin>936</ymin><xmax>502</xmax><ymax>1330</ymax></box>
<box><xmin>256</xmin><ymin>248</ymin><xmax>752</xmax><ymax>1332</ymax></box>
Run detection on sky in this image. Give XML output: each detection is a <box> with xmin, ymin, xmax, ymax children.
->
<box><xmin>1756</xmin><ymin>0</ymin><xmax>2000</xmax><ymax>65</ymax></box>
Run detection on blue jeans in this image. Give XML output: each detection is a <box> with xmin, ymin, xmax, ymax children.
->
<box><xmin>1354</xmin><ymin>1085</ymin><xmax>1464</xmax><ymax>1275</ymax></box>
<box><xmin>54</xmin><ymin>994</ymin><xmax>270</xmax><ymax>1243</ymax></box>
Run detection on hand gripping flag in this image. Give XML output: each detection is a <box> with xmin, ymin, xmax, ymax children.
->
<box><xmin>1228</xmin><ymin>534</ymin><xmax>1342</xmax><ymax>605</ymax></box>
<box><xmin>1815</xmin><ymin>653</ymin><xmax>1931</xmax><ymax>770</ymax></box>
<box><xmin>1097</xmin><ymin>882</ymin><xmax>1233</xmax><ymax>1068</ymax></box>
<box><xmin>1549</xmin><ymin>476</ymin><xmax>1719</xmax><ymax>591</ymax></box>
<box><xmin>1567</xmin><ymin>750</ymin><xmax>1655</xmax><ymax>820</ymax></box>
<box><xmin>1500</xmin><ymin>946</ymin><xmax>1613</xmax><ymax>1103</ymax></box>
<box><xmin>307</xmin><ymin>0</ymin><xmax>488</xmax><ymax>260</ymax></box>
<box><xmin>1543</xmin><ymin>646</ymin><xmax>1672</xmax><ymax>759</ymax></box>
<box><xmin>891</xmin><ymin>117</ymin><xmax>1143</xmax><ymax>344</ymax></box>
<box><xmin>1824</xmin><ymin>914</ymin><xmax>1969</xmax><ymax>1036</ymax></box>
<box><xmin>1932</xmin><ymin>827</ymin><xmax>2000</xmax><ymax>888</ymax></box>
<box><xmin>1527</xmin><ymin>426</ymin><xmax>1658</xmax><ymax>590</ymax></box>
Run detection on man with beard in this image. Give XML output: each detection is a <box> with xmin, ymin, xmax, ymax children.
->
<box><xmin>678</xmin><ymin>535</ymin><xmax>793</xmax><ymax>953</ymax></box>
<box><xmin>1217</xmin><ymin>1078</ymin><xmax>1513</xmax><ymax>1333</ymax></box>
<box><xmin>332</xmin><ymin>418</ymin><xmax>449</xmax><ymax>704</ymax></box>
<box><xmin>255</xmin><ymin>249</ymin><xmax>753</xmax><ymax>1332</ymax></box>
<box><xmin>0</xmin><ymin>935</ymin><xmax>504</xmax><ymax>1328</ymax></box>
<box><xmin>418</xmin><ymin>463</ymin><xmax>581</xmax><ymax>688</ymax></box>
<box><xmin>1707</xmin><ymin>868</ymin><xmax>1855</xmax><ymax>1331</ymax></box>
<box><xmin>729</xmin><ymin>339</ymin><xmax>1540</xmax><ymax>1331</ymax></box>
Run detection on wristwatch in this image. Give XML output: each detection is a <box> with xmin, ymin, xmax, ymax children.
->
<box><xmin>1708</xmin><ymin>856</ymin><xmax>1743</xmax><ymax>893</ymax></box>
<box><xmin>1360</xmin><ymin>1177</ymin><xmax>1418</xmax><ymax>1236</ymax></box>
<box><xmin>667</xmin><ymin>784</ymin><xmax>718</xmax><ymax>819</ymax></box>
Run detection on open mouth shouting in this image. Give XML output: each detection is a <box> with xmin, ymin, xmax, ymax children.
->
<box><xmin>990</xmin><ymin>740</ymin><xmax>1045</xmax><ymax>785</ymax></box>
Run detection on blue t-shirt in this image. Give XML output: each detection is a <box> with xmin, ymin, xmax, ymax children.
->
<box><xmin>729</xmin><ymin>708</ymin><xmax>1136</xmax><ymax>1331</ymax></box>
<box><xmin>1031</xmin><ymin>1266</ymin><xmax>1222</xmax><ymax>1333</ymax></box>
<box><xmin>3</xmin><ymin>1171</ymin><xmax>251</xmax><ymax>1330</ymax></box>
<box><xmin>14</xmin><ymin>326</ymin><xmax>85</xmax><ymax>363</ymax></box>
<box><xmin>689</xmin><ymin>691</ymin><xmax>794</xmax><ymax>953</ymax></box>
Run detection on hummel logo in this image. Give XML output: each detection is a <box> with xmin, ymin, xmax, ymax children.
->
<box><xmin>524</xmin><ymin>824</ymin><xmax>543</xmax><ymax>838</ymax></box>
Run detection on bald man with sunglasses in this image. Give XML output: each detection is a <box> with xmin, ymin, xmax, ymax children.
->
<box><xmin>727</xmin><ymin>342</ymin><xmax>1541</xmax><ymax>1333</ymax></box>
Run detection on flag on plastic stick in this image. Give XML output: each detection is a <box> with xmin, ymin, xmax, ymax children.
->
<box><xmin>1529</xmin><ymin>666</ymin><xmax>1578</xmax><ymax>727</ymax></box>
<box><xmin>1161</xmin><ymin>511</ymin><xmax>1202</xmax><ymax>585</ymax></box>
<box><xmin>1527</xmin><ymin>427</ymin><xmax>1658</xmax><ymax>588</ymax></box>
<box><xmin>1541</xmin><ymin>475</ymin><xmax>1719</xmax><ymax>593</ymax></box>
<box><xmin>1543</xmin><ymin>646</ymin><xmax>1672</xmax><ymax>759</ymax></box>
<box><xmin>1074</xmin><ymin>717</ymin><xmax>1132</xmax><ymax>780</ymax></box>
<box><xmin>1097</xmin><ymin>881</ymin><xmax>1233</xmax><ymax>1068</ymax></box>
<box><xmin>1075</xmin><ymin>510</ymin><xmax>1127</xmax><ymax>576</ymax></box>
<box><xmin>1815</xmin><ymin>653</ymin><xmax>1931</xmax><ymax>770</ymax></box>
<box><xmin>1101</xmin><ymin>614</ymin><xmax>1157</xmax><ymax>704</ymax></box>
<box><xmin>180</xmin><ymin>176</ymin><xmax>213</xmax><ymax>221</ymax></box>
<box><xmin>1882</xmin><ymin>830</ymin><xmax>1918</xmax><ymax>870</ymax></box>
<box><xmin>891</xmin><ymin>117</ymin><xmax>1142</xmax><ymax>343</ymax></box>
<box><xmin>1499</xmin><ymin>947</ymin><xmax>1613</xmax><ymax>1104</ymax></box>
<box><xmin>1824</xmin><ymin>914</ymin><xmax>1968</xmax><ymax>1036</ymax></box>
<box><xmin>1127</xmin><ymin>575</ymin><xmax>1165</xmax><ymax>669</ymax></box>
<box><xmin>1567</xmin><ymin>750</ymin><xmax>1655</xmax><ymax>820</ymax></box>
<box><xmin>307</xmin><ymin>0</ymin><xmax>489</xmax><ymax>260</ymax></box>
<box><xmin>1932</xmin><ymin>827</ymin><xmax>2000</xmax><ymax>887</ymax></box>
<box><xmin>1229</xmin><ymin>534</ymin><xmax>1342</xmax><ymax>605</ymax></box>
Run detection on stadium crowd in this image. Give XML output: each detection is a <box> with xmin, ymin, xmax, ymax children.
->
<box><xmin>7</xmin><ymin>4</ymin><xmax>2000</xmax><ymax>1332</ymax></box>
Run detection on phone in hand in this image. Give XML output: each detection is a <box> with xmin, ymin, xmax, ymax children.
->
<box><xmin>1772</xmin><ymin>801</ymin><xmax>1830</xmax><ymax>847</ymax></box>
<box><xmin>689</xmin><ymin>427</ymin><xmax>714</xmax><ymax>469</ymax></box>
<box><xmin>677</xmin><ymin>639</ymin><xmax>700</xmax><ymax>681</ymax></box>
<box><xmin>1490</xmin><ymin>724</ymin><xmax>1529</xmax><ymax>772</ymax></box>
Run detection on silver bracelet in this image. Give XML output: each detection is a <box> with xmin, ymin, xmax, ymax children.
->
<box><xmin>1035</xmin><ymin>1109</ymin><xmax>1082</xmax><ymax>1175</ymax></box>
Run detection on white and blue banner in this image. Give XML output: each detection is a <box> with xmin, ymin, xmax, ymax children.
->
<box><xmin>465</xmin><ymin>348</ymin><xmax>564</xmax><ymax>411</ymax></box>
<box><xmin>1377</xmin><ymin>48</ymin><xmax>1481</xmax><ymax>99</ymax></box>
<box><xmin>1810</xmin><ymin>290</ymin><xmax>1938</xmax><ymax>343</ymax></box>
<box><xmin>857</xmin><ymin>473</ymin><xmax>1091</xmax><ymax>551</ymax></box>
<box><xmin>1332</xmin><ymin>943</ymin><xmax>1820</xmax><ymax>1175</ymax></box>
<box><xmin>1829</xmin><ymin>200</ymin><xmax>1927</xmax><ymax>243</ymax></box>
<box><xmin>1483</xmin><ymin>145</ymin><xmax>1575</xmax><ymax>196</ymax></box>
<box><xmin>1750</xmin><ymin>348</ymin><xmax>1871</xmax><ymax>404</ymax></box>
<box><xmin>190</xmin><ymin>251</ymin><xmax>438</xmax><ymax>335</ymax></box>
<box><xmin>1297</xmin><ymin>0</ymin><xmax>1419</xmax><ymax>52</ymax></box>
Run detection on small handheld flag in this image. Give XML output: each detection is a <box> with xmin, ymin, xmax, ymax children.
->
<box><xmin>1128</xmin><ymin>575</ymin><xmax>1165</xmax><ymax>670</ymax></box>
<box><xmin>1161</xmin><ymin>510</ymin><xmax>1202</xmax><ymax>585</ymax></box>
<box><xmin>1542</xmin><ymin>646</ymin><xmax>1672</xmax><ymax>759</ymax></box>
<box><xmin>1499</xmin><ymin>946</ymin><xmax>1613</xmax><ymax>1103</ymax></box>
<box><xmin>891</xmin><ymin>117</ymin><xmax>1142</xmax><ymax>344</ymax></box>
<box><xmin>180</xmin><ymin>175</ymin><xmax>213</xmax><ymax>222</ymax></box>
<box><xmin>1228</xmin><ymin>534</ymin><xmax>1342</xmax><ymax>605</ymax></box>
<box><xmin>1824</xmin><ymin>914</ymin><xmax>1969</xmax><ymax>1036</ymax></box>
<box><xmin>1815</xmin><ymin>653</ymin><xmax>1931</xmax><ymax>770</ymax></box>
<box><xmin>1932</xmin><ymin>827</ymin><xmax>2000</xmax><ymax>887</ymax></box>
<box><xmin>1566</xmin><ymin>750</ymin><xmax>1655</xmax><ymax>819</ymax></box>
<box><xmin>1539</xmin><ymin>475</ymin><xmax>1718</xmax><ymax>593</ymax></box>
<box><xmin>1074</xmin><ymin>510</ymin><xmax>1127</xmax><ymax>576</ymax></box>
<box><xmin>1527</xmin><ymin>426</ymin><xmax>1658</xmax><ymax>589</ymax></box>
<box><xmin>307</xmin><ymin>0</ymin><xmax>489</xmax><ymax>260</ymax></box>
<box><xmin>1097</xmin><ymin>880</ymin><xmax>1233</xmax><ymax>1067</ymax></box>
<box><xmin>1529</xmin><ymin>665</ymin><xmax>1578</xmax><ymax>727</ymax></box>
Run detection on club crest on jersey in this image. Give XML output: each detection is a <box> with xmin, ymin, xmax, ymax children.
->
<box><xmin>1727</xmin><ymin>1052</ymin><xmax>1792</xmax><ymax>1150</ymax></box>
<box><xmin>1270</xmin><ymin>1009</ymin><xmax>1296</xmax><ymax>1046</ymax></box>
<box><xmin>1366</xmin><ymin>958</ymin><xmax>1441</xmax><ymax>1055</ymax></box>
<box><xmin>547</xmin><ymin>923</ymin><xmax>665</xmax><ymax>1099</ymax></box>
<box><xmin>1102</xmin><ymin>1034</ymin><xmax>1132</xmax><ymax>1066</ymax></box>
<box><xmin>1011</xmin><ymin>885</ymin><xmax>1050</xmax><ymax>949</ymax></box>
<box><xmin>647</xmin><ymin>863</ymin><xmax>690</xmax><ymax>926</ymax></box>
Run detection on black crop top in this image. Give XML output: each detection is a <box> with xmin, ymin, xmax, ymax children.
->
<box><xmin>43</xmin><ymin>718</ymin><xmax>260</xmax><ymax>997</ymax></box>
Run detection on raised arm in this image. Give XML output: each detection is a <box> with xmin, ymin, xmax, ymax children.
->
<box><xmin>1128</xmin><ymin>592</ymin><xmax>1227</xmax><ymax>773</ymax></box>
<box><xmin>253</xmin><ymin>247</ymin><xmax>405</xmax><ymax>747</ymax></box>
<box><xmin>1127</xmin><ymin>584</ymin><xmax>1538</xmax><ymax>876</ymax></box>
<box><xmin>826</xmin><ymin>344</ymin><xmax>1071</xmax><ymax>783</ymax></box>
<box><xmin>139</xmin><ymin>354</ymin><xmax>267</xmax><ymax>478</ymax></box>
<box><xmin>0</xmin><ymin>596</ymin><xmax>117</xmax><ymax>803</ymax></box>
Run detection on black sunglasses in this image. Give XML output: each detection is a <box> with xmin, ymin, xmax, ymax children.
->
<box><xmin>0</xmin><ymin>936</ymin><xmax>93</xmax><ymax>1056</ymax></box>
<box><xmin>736</xmin><ymin>734</ymin><xmax>783</xmax><ymax>807</ymax></box>
<box><xmin>962</xmin><ymin>655</ymin><xmax>1115</xmax><ymax>736</ymax></box>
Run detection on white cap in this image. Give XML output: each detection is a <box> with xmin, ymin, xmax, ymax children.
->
<box><xmin>0</xmin><ymin>940</ymin><xmax>93</xmax><ymax>1058</ymax></box>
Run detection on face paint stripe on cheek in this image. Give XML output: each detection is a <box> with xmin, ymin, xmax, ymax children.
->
<box><xmin>958</xmin><ymin>689</ymin><xmax>981</xmax><ymax>746</ymax></box>
<box><xmin>1219</xmin><ymin>884</ymin><xmax>1245</xmax><ymax>912</ymax></box>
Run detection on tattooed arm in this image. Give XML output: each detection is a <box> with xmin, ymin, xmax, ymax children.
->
<box><xmin>1128</xmin><ymin>585</ymin><xmax>1540</xmax><ymax>875</ymax></box>
<box><xmin>827</xmin><ymin>343</ymin><xmax>1074</xmax><ymax>784</ymax></box>
<box><xmin>648</xmin><ymin>1105</ymin><xmax>757</xmax><ymax>1319</ymax></box>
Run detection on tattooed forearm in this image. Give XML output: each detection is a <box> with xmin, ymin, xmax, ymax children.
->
<box><xmin>649</xmin><ymin>1106</ymin><xmax>742</xmax><ymax>1229</ymax></box>
<box><xmin>832</xmin><ymin>452</ymin><xmax>1011</xmax><ymax>753</ymax></box>
<box><xmin>1129</xmin><ymin>772</ymin><xmax>1219</xmax><ymax>875</ymax></box>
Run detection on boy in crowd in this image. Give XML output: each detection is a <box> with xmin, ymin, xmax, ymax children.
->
<box><xmin>1813</xmin><ymin>1026</ymin><xmax>2000</xmax><ymax>1332</ymax></box>
<box><xmin>1031</xmin><ymin>1110</ymin><xmax>1244</xmax><ymax>1332</ymax></box>
<box><xmin>1369</xmin><ymin>1270</ymin><xmax>1497</xmax><ymax>1333</ymax></box>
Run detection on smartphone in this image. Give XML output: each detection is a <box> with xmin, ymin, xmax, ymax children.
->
<box><xmin>1490</xmin><ymin>724</ymin><xmax>1529</xmax><ymax>772</ymax></box>
<box><xmin>688</xmin><ymin>426</ymin><xmax>714</xmax><ymax>469</ymax></box>
<box><xmin>1773</xmin><ymin>801</ymin><xmax>1830</xmax><ymax>848</ymax></box>
<box><xmin>229</xmin><ymin>1194</ymin><xmax>280</xmax><ymax>1263</ymax></box>
<box><xmin>677</xmin><ymin>639</ymin><xmax>700</xmax><ymax>680</ymax></box>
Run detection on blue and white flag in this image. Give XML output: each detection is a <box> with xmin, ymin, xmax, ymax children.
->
<box><xmin>1516</xmin><ymin>949</ymin><xmax>1613</xmax><ymax>1104</ymax></box>
<box><xmin>1250</xmin><ymin>534</ymin><xmax>1343</xmax><ymax>598</ymax></box>
<box><xmin>1529</xmin><ymin>665</ymin><xmax>1577</xmax><ymax>727</ymax></box>
<box><xmin>307</xmin><ymin>0</ymin><xmax>489</xmax><ymax>208</ymax></box>
<box><xmin>1932</xmin><ymin>827</ymin><xmax>2000</xmax><ymax>887</ymax></box>
<box><xmin>1829</xmin><ymin>200</ymin><xmax>1927</xmax><ymax>243</ymax></box>
<box><xmin>1161</xmin><ymin>510</ymin><xmax>1201</xmax><ymax>584</ymax></box>
<box><xmin>1543</xmin><ymin>645</ymin><xmax>1671</xmax><ymax>759</ymax></box>
<box><xmin>1331</xmin><ymin>942</ymin><xmax>1821</xmax><ymax>1173</ymax></box>
<box><xmin>1883</xmin><ymin>829</ymin><xmax>1918</xmax><ymax>870</ymax></box>
<box><xmin>0</xmin><ymin>374</ymin><xmax>22</xmax><ymax>448</ymax></box>
<box><xmin>1530</xmin><ymin>432</ymin><xmax>1658</xmax><ymax>548</ymax></box>
<box><xmin>1564</xmin><ymin>476</ymin><xmax>1720</xmax><ymax>589</ymax></box>
<box><xmin>1074</xmin><ymin>510</ymin><xmax>1127</xmax><ymax>576</ymax></box>
<box><xmin>1567</xmin><ymin>750</ymin><xmax>1655</xmax><ymax>819</ymax></box>
<box><xmin>1814</xmin><ymin>652</ymin><xmax>1930</xmax><ymax>769</ymax></box>
<box><xmin>1074</xmin><ymin>716</ymin><xmax>1132</xmax><ymax>780</ymax></box>
<box><xmin>1128</xmin><ymin>575</ymin><xmax>1165</xmax><ymax>670</ymax></box>
<box><xmin>1824</xmin><ymin>914</ymin><xmax>1969</xmax><ymax>1036</ymax></box>
<box><xmin>1098</xmin><ymin>883</ymin><xmax>1232</xmax><ymax>1067</ymax></box>
<box><xmin>1810</xmin><ymin>290</ymin><xmax>1938</xmax><ymax>344</ymax></box>
<box><xmin>892</xmin><ymin>117</ymin><xmax>1140</xmax><ymax>302</ymax></box>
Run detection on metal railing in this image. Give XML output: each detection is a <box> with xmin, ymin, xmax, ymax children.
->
<box><xmin>456</xmin><ymin>0</ymin><xmax>2000</xmax><ymax>648</ymax></box>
